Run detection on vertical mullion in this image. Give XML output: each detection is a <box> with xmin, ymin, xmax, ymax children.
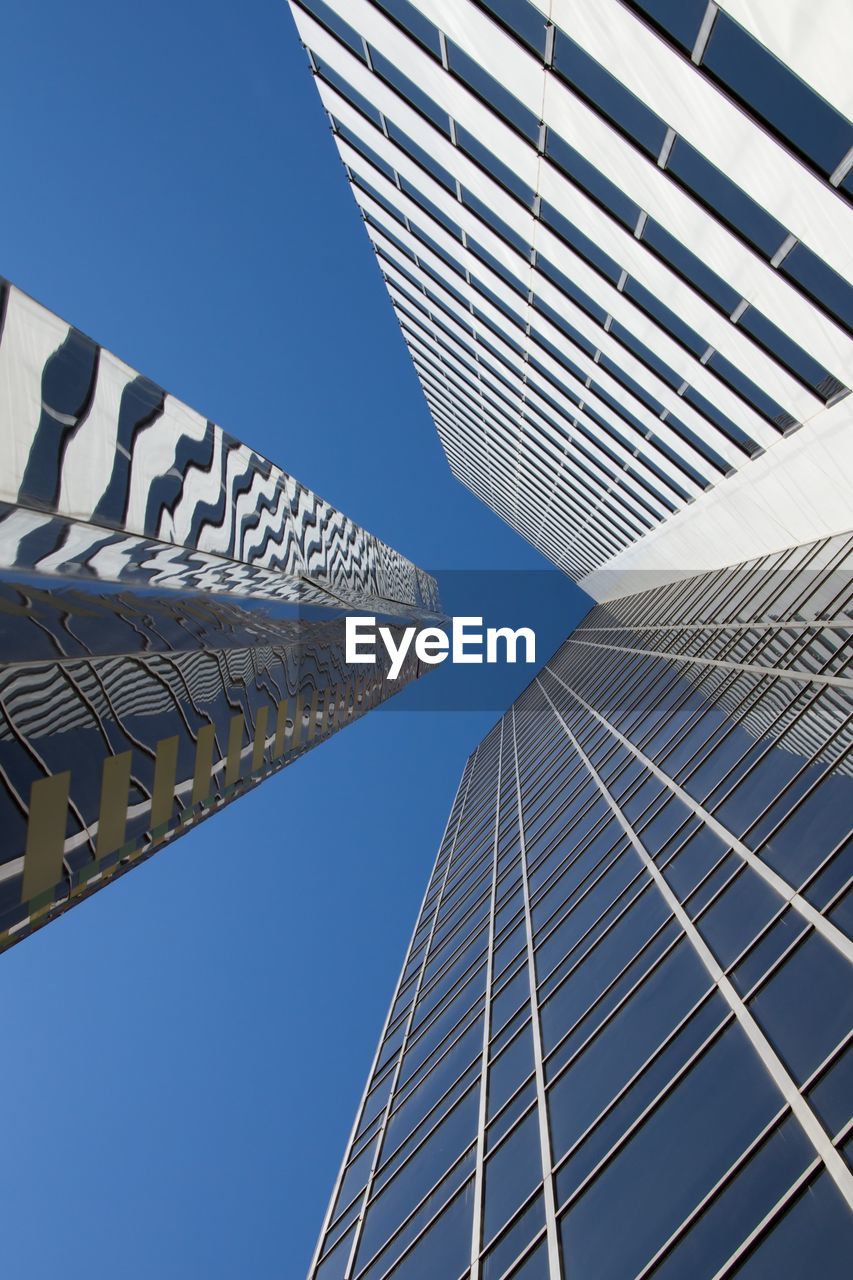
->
<box><xmin>510</xmin><ymin>703</ymin><xmax>565</xmax><ymax>1280</ymax></box>
<box><xmin>470</xmin><ymin>721</ymin><xmax>504</xmax><ymax>1277</ymax></box>
<box><xmin>341</xmin><ymin>745</ymin><xmax>482</xmax><ymax>1280</ymax></box>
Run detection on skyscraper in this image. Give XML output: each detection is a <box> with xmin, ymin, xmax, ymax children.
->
<box><xmin>287</xmin><ymin>3</ymin><xmax>853</xmax><ymax>1275</ymax></box>
<box><xmin>309</xmin><ymin>532</ymin><xmax>853</xmax><ymax>1280</ymax></box>
<box><xmin>0</xmin><ymin>280</ymin><xmax>440</xmax><ymax>952</ymax></box>
<box><xmin>286</xmin><ymin>0</ymin><xmax>852</xmax><ymax>588</ymax></box>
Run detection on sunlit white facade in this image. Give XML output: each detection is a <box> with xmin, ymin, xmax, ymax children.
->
<box><xmin>288</xmin><ymin>0</ymin><xmax>853</xmax><ymax>597</ymax></box>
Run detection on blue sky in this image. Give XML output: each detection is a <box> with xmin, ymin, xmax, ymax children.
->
<box><xmin>0</xmin><ymin>2</ymin><xmax>588</xmax><ymax>1274</ymax></box>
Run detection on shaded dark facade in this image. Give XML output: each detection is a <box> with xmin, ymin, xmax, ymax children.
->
<box><xmin>311</xmin><ymin>534</ymin><xmax>853</xmax><ymax>1279</ymax></box>
<box><xmin>0</xmin><ymin>583</ymin><xmax>426</xmax><ymax>953</ymax></box>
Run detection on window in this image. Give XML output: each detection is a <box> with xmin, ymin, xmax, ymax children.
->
<box><xmin>477</xmin><ymin>0</ymin><xmax>548</xmax><ymax>58</ymax></box>
<box><xmin>540</xmin><ymin>201</ymin><xmax>622</xmax><ymax>284</ymax></box>
<box><xmin>489</xmin><ymin>1022</ymin><xmax>534</xmax><ymax>1119</ymax></box>
<box><xmin>663</xmin><ymin>408</ymin><xmax>732</xmax><ymax>475</ymax></box>
<box><xmin>399</xmin><ymin>177</ymin><xmax>462</xmax><ymax>240</ymax></box>
<box><xmin>697</xmin><ymin>868</ymin><xmax>781</xmax><ymax>968</ymax></box>
<box><xmin>599</xmin><ymin>354</ymin><xmax>665</xmax><ymax>417</ymax></box>
<box><xmin>300</xmin><ymin>0</ymin><xmax>365</xmax><ymax>60</ymax></box>
<box><xmin>702</xmin><ymin>11</ymin><xmax>853</xmax><ymax>179</ymax></box>
<box><xmin>483</xmin><ymin>1109</ymin><xmax>542</xmax><ymax>1242</ymax></box>
<box><xmin>377</xmin><ymin>1176</ymin><xmax>476</xmax><ymax>1280</ymax></box>
<box><xmin>456</xmin><ymin>124</ymin><xmax>535</xmax><ymax>207</ymax></box>
<box><xmin>375</xmin><ymin>0</ymin><xmax>442</xmax><ymax>58</ymax></box>
<box><xmin>651</xmin><ymin>1115</ymin><xmax>814</xmax><ymax>1280</ymax></box>
<box><xmin>353</xmin><ymin>179</ymin><xmax>404</xmax><ymax>231</ymax></box>
<box><xmin>780</xmin><ymin>242</ymin><xmax>853</xmax><ymax>334</ymax></box>
<box><xmin>610</xmin><ymin>321</ymin><xmax>683</xmax><ymax>391</ymax></box>
<box><xmin>316</xmin><ymin>62</ymin><xmax>382</xmax><ymax>126</ymax></box>
<box><xmin>642</xmin><ymin>217</ymin><xmax>740</xmax><ymax>314</ymax></box>
<box><xmin>751</xmin><ymin>930</ymin><xmax>853</xmax><ymax>1084</ymax></box>
<box><xmin>356</xmin><ymin>1088</ymin><xmax>478</xmax><ymax>1266</ymax></box>
<box><xmin>482</xmin><ymin>1192</ymin><xmax>545</xmax><ymax>1280</ymax></box>
<box><xmin>730</xmin><ymin>1171</ymin><xmax>853</xmax><ymax>1279</ymax></box>
<box><xmin>624</xmin><ymin>0</ymin><xmax>708</xmax><ymax>54</ymax></box>
<box><xmin>666</xmin><ymin>137</ymin><xmax>787</xmax><ymax>258</ymax></box>
<box><xmin>537</xmin><ymin>255</ymin><xmax>609</xmax><ymax>327</ymax></box>
<box><xmin>707</xmin><ymin>351</ymin><xmax>794</xmax><ymax>430</ymax></box>
<box><xmin>557</xmin><ymin>1023</ymin><xmax>781</xmax><ymax>1280</ymax></box>
<box><xmin>334</xmin><ymin>120</ymin><xmax>397</xmax><ymax>183</ymax></box>
<box><xmin>447</xmin><ymin>40</ymin><xmax>540</xmax><ymax>142</ymax></box>
<box><xmin>370</xmin><ymin>47</ymin><xmax>451</xmax><ymax>135</ymax></box>
<box><xmin>462</xmin><ymin>188</ymin><xmax>531</xmax><ymax>256</ymax></box>
<box><xmin>552</xmin><ymin>30</ymin><xmax>668</xmax><ymax>159</ymax></box>
<box><xmin>737</xmin><ymin>304</ymin><xmax>846</xmax><ymax>401</ymax></box>
<box><xmin>469</xmin><ymin>238</ymin><xmax>526</xmax><ymax>294</ymax></box>
<box><xmin>547</xmin><ymin>940</ymin><xmax>711</xmax><ymax>1162</ymax></box>
<box><xmin>383</xmin><ymin>120</ymin><xmax>455</xmax><ymax>191</ymax></box>
<box><xmin>682</xmin><ymin>385</ymin><xmax>759</xmax><ymax>456</ymax></box>
<box><xmin>623</xmin><ymin>276</ymin><xmax>706</xmax><ymax>357</ymax></box>
<box><xmin>533</xmin><ymin>296</ymin><xmax>598</xmax><ymax>360</ymax></box>
<box><xmin>546</xmin><ymin>130</ymin><xmax>641</xmax><ymax>231</ymax></box>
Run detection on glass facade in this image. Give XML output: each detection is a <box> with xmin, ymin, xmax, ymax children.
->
<box><xmin>311</xmin><ymin>533</ymin><xmax>853</xmax><ymax>1278</ymax></box>
<box><xmin>0</xmin><ymin>280</ymin><xmax>439</xmax><ymax>952</ymax></box>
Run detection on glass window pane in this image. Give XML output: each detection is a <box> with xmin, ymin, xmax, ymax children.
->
<box><xmin>651</xmin><ymin>1114</ymin><xmax>814</xmax><ymax>1280</ymax></box>
<box><xmin>483</xmin><ymin>1191</ymin><xmax>545</xmax><ymax>1280</ymax></box>
<box><xmin>807</xmin><ymin>1041</ymin><xmax>853</xmax><ymax>1140</ymax></box>
<box><xmin>667</xmin><ymin>136</ymin><xmax>787</xmax><ymax>258</ymax></box>
<box><xmin>547</xmin><ymin>939</ymin><xmax>711</xmax><ymax>1162</ymax></box>
<box><xmin>489</xmin><ymin>1020</ymin><xmax>535</xmax><ymax>1119</ymax></box>
<box><xmin>357</xmin><ymin>1086</ymin><xmax>478</xmax><ymax>1265</ymax></box>
<box><xmin>750</xmin><ymin>931</ymin><xmax>853</xmax><ymax>1084</ymax></box>
<box><xmin>702</xmin><ymin>11</ymin><xmax>853</xmax><ymax>178</ymax></box>
<box><xmin>483</xmin><ymin>1108</ymin><xmax>542</xmax><ymax>1242</ymax></box>
<box><xmin>507</xmin><ymin>1237</ymin><xmax>549</xmax><ymax>1279</ymax></box>
<box><xmin>626</xmin><ymin>0</ymin><xmax>707</xmax><ymax>53</ymax></box>
<box><xmin>380</xmin><ymin>1177</ymin><xmax>475</xmax><ymax>1280</ymax></box>
<box><xmin>781</xmin><ymin>243</ymin><xmax>853</xmax><ymax>333</ymax></box>
<box><xmin>447</xmin><ymin>41</ymin><xmax>539</xmax><ymax>142</ymax></box>
<box><xmin>738</xmin><ymin>305</ymin><xmax>842</xmax><ymax>401</ymax></box>
<box><xmin>370</xmin><ymin>48</ymin><xmax>451</xmax><ymax>135</ymax></box>
<box><xmin>478</xmin><ymin>0</ymin><xmax>548</xmax><ymax>58</ymax></box>
<box><xmin>376</xmin><ymin>0</ymin><xmax>442</xmax><ymax>58</ymax></box>
<box><xmin>697</xmin><ymin>867</ymin><xmax>781</xmax><ymax>968</ymax></box>
<box><xmin>545</xmin><ymin>130</ymin><xmax>641</xmax><ymax>231</ymax></box>
<box><xmin>540</xmin><ymin>201</ymin><xmax>623</xmax><ymax>284</ymax></box>
<box><xmin>730</xmin><ymin>1170</ymin><xmax>853</xmax><ymax>1279</ymax></box>
<box><xmin>557</xmin><ymin>1022</ymin><xmax>781</xmax><ymax>1280</ymax></box>
<box><xmin>642</xmin><ymin>217</ymin><xmax>740</xmax><ymax>314</ymax></box>
<box><xmin>552</xmin><ymin>31</ymin><xmax>668</xmax><ymax>159</ymax></box>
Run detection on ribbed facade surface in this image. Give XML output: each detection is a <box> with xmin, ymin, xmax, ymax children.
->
<box><xmin>310</xmin><ymin>533</ymin><xmax>853</xmax><ymax>1280</ymax></box>
<box><xmin>288</xmin><ymin>0</ymin><xmax>853</xmax><ymax>583</ymax></box>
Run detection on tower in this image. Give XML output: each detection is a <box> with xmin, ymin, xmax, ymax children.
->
<box><xmin>0</xmin><ymin>279</ymin><xmax>440</xmax><ymax>952</ymax></box>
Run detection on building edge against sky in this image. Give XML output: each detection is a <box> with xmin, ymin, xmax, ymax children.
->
<box><xmin>0</xmin><ymin>279</ymin><xmax>440</xmax><ymax>953</ymax></box>
<box><xmin>287</xmin><ymin>0</ymin><xmax>853</xmax><ymax>599</ymax></box>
